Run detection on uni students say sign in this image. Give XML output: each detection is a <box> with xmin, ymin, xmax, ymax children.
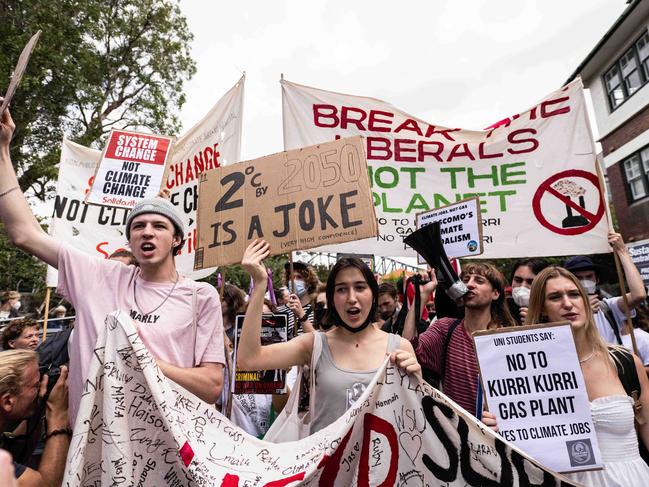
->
<box><xmin>474</xmin><ymin>323</ymin><xmax>602</xmax><ymax>474</ymax></box>
<box><xmin>282</xmin><ymin>78</ymin><xmax>610</xmax><ymax>259</ymax></box>
<box><xmin>194</xmin><ymin>136</ymin><xmax>377</xmax><ymax>268</ymax></box>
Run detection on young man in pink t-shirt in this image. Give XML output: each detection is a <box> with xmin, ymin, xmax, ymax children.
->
<box><xmin>0</xmin><ymin>105</ymin><xmax>224</xmax><ymax>424</ymax></box>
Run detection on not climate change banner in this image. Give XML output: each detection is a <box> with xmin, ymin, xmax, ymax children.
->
<box><xmin>63</xmin><ymin>311</ymin><xmax>578</xmax><ymax>486</ymax></box>
<box><xmin>86</xmin><ymin>129</ymin><xmax>174</xmax><ymax>208</ymax></box>
<box><xmin>195</xmin><ymin>136</ymin><xmax>378</xmax><ymax>268</ymax></box>
<box><xmin>474</xmin><ymin>323</ymin><xmax>602</xmax><ymax>474</ymax></box>
<box><xmin>282</xmin><ymin>78</ymin><xmax>610</xmax><ymax>259</ymax></box>
<box><xmin>46</xmin><ymin>76</ymin><xmax>244</xmax><ymax>285</ymax></box>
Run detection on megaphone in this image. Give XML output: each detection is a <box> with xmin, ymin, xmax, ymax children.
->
<box><xmin>404</xmin><ymin>222</ymin><xmax>468</xmax><ymax>300</ymax></box>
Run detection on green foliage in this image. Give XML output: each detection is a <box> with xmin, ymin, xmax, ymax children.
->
<box><xmin>0</xmin><ymin>222</ymin><xmax>46</xmax><ymax>298</ymax></box>
<box><xmin>201</xmin><ymin>255</ymin><xmax>291</xmax><ymax>296</ymax></box>
<box><xmin>0</xmin><ymin>0</ymin><xmax>196</xmax><ymax>199</ymax></box>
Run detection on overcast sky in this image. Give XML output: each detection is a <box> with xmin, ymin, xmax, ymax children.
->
<box><xmin>179</xmin><ymin>0</ymin><xmax>628</xmax><ymax>162</ymax></box>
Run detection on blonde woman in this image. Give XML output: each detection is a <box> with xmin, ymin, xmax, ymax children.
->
<box><xmin>483</xmin><ymin>266</ymin><xmax>649</xmax><ymax>486</ymax></box>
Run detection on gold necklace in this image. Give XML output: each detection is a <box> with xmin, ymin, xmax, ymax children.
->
<box><xmin>579</xmin><ymin>348</ymin><xmax>597</xmax><ymax>364</ymax></box>
<box><xmin>133</xmin><ymin>271</ymin><xmax>179</xmax><ymax>316</ymax></box>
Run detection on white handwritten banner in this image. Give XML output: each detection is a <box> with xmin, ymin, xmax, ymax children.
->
<box><xmin>64</xmin><ymin>311</ymin><xmax>580</xmax><ymax>486</ymax></box>
<box><xmin>282</xmin><ymin>78</ymin><xmax>609</xmax><ymax>259</ymax></box>
<box><xmin>46</xmin><ymin>76</ymin><xmax>244</xmax><ymax>285</ymax></box>
<box><xmin>474</xmin><ymin>323</ymin><xmax>602</xmax><ymax>473</ymax></box>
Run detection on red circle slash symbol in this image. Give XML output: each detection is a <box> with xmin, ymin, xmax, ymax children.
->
<box><xmin>532</xmin><ymin>169</ymin><xmax>605</xmax><ymax>236</ymax></box>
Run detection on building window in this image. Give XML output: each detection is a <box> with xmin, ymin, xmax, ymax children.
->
<box><xmin>623</xmin><ymin>146</ymin><xmax>649</xmax><ymax>201</ymax></box>
<box><xmin>604</xmin><ymin>30</ymin><xmax>649</xmax><ymax>110</ymax></box>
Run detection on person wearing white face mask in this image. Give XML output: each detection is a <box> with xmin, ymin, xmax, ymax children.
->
<box><xmin>507</xmin><ymin>259</ymin><xmax>549</xmax><ymax>325</ymax></box>
<box><xmin>277</xmin><ymin>261</ymin><xmax>319</xmax><ymax>336</ymax></box>
<box><xmin>564</xmin><ymin>232</ymin><xmax>648</xmax><ymax>372</ymax></box>
<box><xmin>0</xmin><ymin>291</ymin><xmax>21</xmax><ymax>323</ymax></box>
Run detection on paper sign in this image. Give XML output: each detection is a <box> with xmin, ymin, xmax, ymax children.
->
<box><xmin>232</xmin><ymin>313</ymin><xmax>288</xmax><ymax>394</ymax></box>
<box><xmin>336</xmin><ymin>253</ymin><xmax>375</xmax><ymax>271</ymax></box>
<box><xmin>628</xmin><ymin>238</ymin><xmax>649</xmax><ymax>287</ymax></box>
<box><xmin>415</xmin><ymin>197</ymin><xmax>483</xmax><ymax>264</ymax></box>
<box><xmin>195</xmin><ymin>136</ymin><xmax>377</xmax><ymax>268</ymax></box>
<box><xmin>86</xmin><ymin>129</ymin><xmax>174</xmax><ymax>208</ymax></box>
<box><xmin>1</xmin><ymin>31</ymin><xmax>41</xmax><ymax>115</ymax></box>
<box><xmin>473</xmin><ymin>322</ymin><xmax>602</xmax><ymax>473</ymax></box>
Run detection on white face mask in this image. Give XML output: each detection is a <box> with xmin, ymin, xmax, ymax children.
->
<box><xmin>580</xmin><ymin>280</ymin><xmax>597</xmax><ymax>294</ymax></box>
<box><xmin>511</xmin><ymin>286</ymin><xmax>530</xmax><ymax>307</ymax></box>
<box><xmin>11</xmin><ymin>301</ymin><xmax>21</xmax><ymax>311</ymax></box>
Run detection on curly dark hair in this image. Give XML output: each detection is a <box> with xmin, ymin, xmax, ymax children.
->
<box><xmin>2</xmin><ymin>319</ymin><xmax>39</xmax><ymax>350</ymax></box>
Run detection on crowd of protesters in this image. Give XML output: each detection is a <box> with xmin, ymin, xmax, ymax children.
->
<box><xmin>3</xmin><ymin>98</ymin><xmax>649</xmax><ymax>486</ymax></box>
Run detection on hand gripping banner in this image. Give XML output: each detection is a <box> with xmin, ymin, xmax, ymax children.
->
<box><xmin>64</xmin><ymin>311</ymin><xmax>580</xmax><ymax>486</ymax></box>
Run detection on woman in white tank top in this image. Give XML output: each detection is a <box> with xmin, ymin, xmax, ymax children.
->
<box><xmin>483</xmin><ymin>266</ymin><xmax>649</xmax><ymax>486</ymax></box>
<box><xmin>236</xmin><ymin>239</ymin><xmax>422</xmax><ymax>434</ymax></box>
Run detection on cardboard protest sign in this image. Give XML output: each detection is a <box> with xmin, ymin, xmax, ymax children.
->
<box><xmin>85</xmin><ymin>129</ymin><xmax>174</xmax><ymax>208</ymax></box>
<box><xmin>46</xmin><ymin>77</ymin><xmax>244</xmax><ymax>284</ymax></box>
<box><xmin>64</xmin><ymin>310</ymin><xmax>579</xmax><ymax>486</ymax></box>
<box><xmin>1</xmin><ymin>31</ymin><xmax>41</xmax><ymax>115</ymax></box>
<box><xmin>195</xmin><ymin>136</ymin><xmax>378</xmax><ymax>268</ymax></box>
<box><xmin>232</xmin><ymin>313</ymin><xmax>288</xmax><ymax>394</ymax></box>
<box><xmin>628</xmin><ymin>238</ymin><xmax>649</xmax><ymax>287</ymax></box>
<box><xmin>415</xmin><ymin>197</ymin><xmax>483</xmax><ymax>264</ymax></box>
<box><xmin>282</xmin><ymin>78</ymin><xmax>609</xmax><ymax>259</ymax></box>
<box><xmin>474</xmin><ymin>322</ymin><xmax>602</xmax><ymax>473</ymax></box>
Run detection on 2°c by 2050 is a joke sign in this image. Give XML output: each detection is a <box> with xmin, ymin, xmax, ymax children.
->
<box><xmin>194</xmin><ymin>136</ymin><xmax>378</xmax><ymax>268</ymax></box>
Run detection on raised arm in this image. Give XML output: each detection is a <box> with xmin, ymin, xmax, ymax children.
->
<box><xmin>0</xmin><ymin>104</ymin><xmax>59</xmax><ymax>268</ymax></box>
<box><xmin>401</xmin><ymin>276</ymin><xmax>437</xmax><ymax>340</ymax></box>
<box><xmin>610</xmin><ymin>232</ymin><xmax>647</xmax><ymax>312</ymax></box>
<box><xmin>236</xmin><ymin>239</ymin><xmax>312</xmax><ymax>371</ymax></box>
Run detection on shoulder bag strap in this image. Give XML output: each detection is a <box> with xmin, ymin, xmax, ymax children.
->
<box><xmin>610</xmin><ymin>347</ymin><xmax>644</xmax><ymax>424</ymax></box>
<box><xmin>600</xmin><ymin>299</ymin><xmax>623</xmax><ymax>345</ymax></box>
<box><xmin>440</xmin><ymin>319</ymin><xmax>462</xmax><ymax>380</ymax></box>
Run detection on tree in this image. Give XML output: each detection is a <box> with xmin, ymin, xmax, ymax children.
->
<box><xmin>0</xmin><ymin>0</ymin><xmax>196</xmax><ymax>199</ymax></box>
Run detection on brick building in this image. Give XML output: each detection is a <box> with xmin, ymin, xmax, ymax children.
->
<box><xmin>567</xmin><ymin>0</ymin><xmax>649</xmax><ymax>242</ymax></box>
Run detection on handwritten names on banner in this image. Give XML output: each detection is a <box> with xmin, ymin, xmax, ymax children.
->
<box><xmin>474</xmin><ymin>322</ymin><xmax>602</xmax><ymax>473</ymax></box>
<box><xmin>64</xmin><ymin>311</ymin><xmax>579</xmax><ymax>486</ymax></box>
<box><xmin>195</xmin><ymin>136</ymin><xmax>378</xmax><ymax>268</ymax></box>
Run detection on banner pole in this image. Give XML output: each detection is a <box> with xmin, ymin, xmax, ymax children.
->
<box><xmin>288</xmin><ymin>253</ymin><xmax>297</xmax><ymax>338</ymax></box>
<box><xmin>42</xmin><ymin>287</ymin><xmax>51</xmax><ymax>342</ymax></box>
<box><xmin>595</xmin><ymin>163</ymin><xmax>638</xmax><ymax>355</ymax></box>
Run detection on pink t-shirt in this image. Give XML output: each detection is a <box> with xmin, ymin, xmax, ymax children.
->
<box><xmin>57</xmin><ymin>245</ymin><xmax>225</xmax><ymax>423</ymax></box>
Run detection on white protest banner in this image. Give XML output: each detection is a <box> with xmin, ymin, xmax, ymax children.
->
<box><xmin>64</xmin><ymin>310</ymin><xmax>580</xmax><ymax>486</ymax></box>
<box><xmin>282</xmin><ymin>78</ymin><xmax>609</xmax><ymax>259</ymax></box>
<box><xmin>165</xmin><ymin>75</ymin><xmax>244</xmax><ymax>278</ymax></box>
<box><xmin>415</xmin><ymin>197</ymin><xmax>483</xmax><ymax>264</ymax></box>
<box><xmin>195</xmin><ymin>136</ymin><xmax>377</xmax><ymax>268</ymax></box>
<box><xmin>474</xmin><ymin>322</ymin><xmax>602</xmax><ymax>473</ymax></box>
<box><xmin>86</xmin><ymin>129</ymin><xmax>174</xmax><ymax>208</ymax></box>
<box><xmin>46</xmin><ymin>76</ymin><xmax>244</xmax><ymax>284</ymax></box>
<box><xmin>46</xmin><ymin>139</ymin><xmax>124</xmax><ymax>287</ymax></box>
